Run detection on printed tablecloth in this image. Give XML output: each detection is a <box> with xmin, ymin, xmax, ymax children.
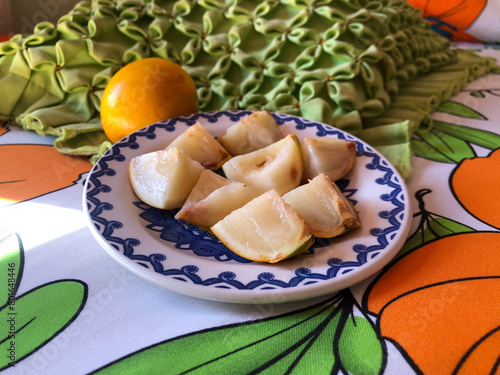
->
<box><xmin>0</xmin><ymin>42</ymin><xmax>499</xmax><ymax>374</ymax></box>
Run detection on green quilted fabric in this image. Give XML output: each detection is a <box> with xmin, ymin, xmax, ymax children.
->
<box><xmin>0</xmin><ymin>0</ymin><xmax>496</xmax><ymax>177</ymax></box>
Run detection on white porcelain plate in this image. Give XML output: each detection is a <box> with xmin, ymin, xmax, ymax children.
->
<box><xmin>83</xmin><ymin>111</ymin><xmax>411</xmax><ymax>303</ymax></box>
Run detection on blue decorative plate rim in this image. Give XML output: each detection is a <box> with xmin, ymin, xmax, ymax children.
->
<box><xmin>84</xmin><ymin>110</ymin><xmax>410</xmax><ymax>300</ymax></box>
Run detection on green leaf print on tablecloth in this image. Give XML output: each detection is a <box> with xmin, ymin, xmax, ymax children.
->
<box><xmin>433</xmin><ymin>121</ymin><xmax>500</xmax><ymax>149</ymax></box>
<box><xmin>92</xmin><ymin>291</ymin><xmax>385</xmax><ymax>375</ymax></box>
<box><xmin>0</xmin><ymin>233</ymin><xmax>88</xmax><ymax>370</ymax></box>
<box><xmin>335</xmin><ymin>301</ymin><xmax>384</xmax><ymax>375</ymax></box>
<box><xmin>435</xmin><ymin>101</ymin><xmax>485</xmax><ymax>119</ymax></box>
<box><xmin>396</xmin><ymin>189</ymin><xmax>475</xmax><ymax>259</ymax></box>
<box><xmin>412</xmin><ymin>121</ymin><xmax>500</xmax><ymax>162</ymax></box>
<box><xmin>412</xmin><ymin>94</ymin><xmax>500</xmax><ymax>163</ymax></box>
<box><xmin>412</xmin><ymin>126</ymin><xmax>476</xmax><ymax>163</ymax></box>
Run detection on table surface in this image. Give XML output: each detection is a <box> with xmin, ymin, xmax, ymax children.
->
<box><xmin>1</xmin><ymin>43</ymin><xmax>500</xmax><ymax>375</ymax></box>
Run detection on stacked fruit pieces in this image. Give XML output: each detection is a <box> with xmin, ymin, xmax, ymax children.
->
<box><xmin>129</xmin><ymin>111</ymin><xmax>360</xmax><ymax>263</ymax></box>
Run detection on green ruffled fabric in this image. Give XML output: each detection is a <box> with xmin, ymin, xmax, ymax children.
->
<box><xmin>0</xmin><ymin>0</ymin><xmax>496</xmax><ymax>175</ymax></box>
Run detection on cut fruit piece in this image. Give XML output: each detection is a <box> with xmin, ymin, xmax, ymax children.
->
<box><xmin>166</xmin><ymin>122</ymin><xmax>231</xmax><ymax>170</ymax></box>
<box><xmin>300</xmin><ymin>137</ymin><xmax>357</xmax><ymax>182</ymax></box>
<box><xmin>211</xmin><ymin>190</ymin><xmax>314</xmax><ymax>263</ymax></box>
<box><xmin>129</xmin><ymin>147</ymin><xmax>204</xmax><ymax>210</ymax></box>
<box><xmin>217</xmin><ymin>111</ymin><xmax>283</xmax><ymax>156</ymax></box>
<box><xmin>222</xmin><ymin>134</ymin><xmax>303</xmax><ymax>195</ymax></box>
<box><xmin>179</xmin><ymin>169</ymin><xmax>232</xmax><ymax>208</ymax></box>
<box><xmin>283</xmin><ymin>173</ymin><xmax>360</xmax><ymax>238</ymax></box>
<box><xmin>176</xmin><ymin>170</ymin><xmax>259</xmax><ymax>228</ymax></box>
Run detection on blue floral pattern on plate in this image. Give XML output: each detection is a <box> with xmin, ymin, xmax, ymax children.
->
<box><xmin>84</xmin><ymin>111</ymin><xmax>411</xmax><ymax>303</ymax></box>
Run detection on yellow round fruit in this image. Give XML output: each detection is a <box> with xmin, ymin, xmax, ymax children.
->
<box><xmin>100</xmin><ymin>58</ymin><xmax>199</xmax><ymax>143</ymax></box>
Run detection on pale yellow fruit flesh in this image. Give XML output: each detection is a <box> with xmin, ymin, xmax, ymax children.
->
<box><xmin>283</xmin><ymin>173</ymin><xmax>360</xmax><ymax>238</ymax></box>
<box><xmin>129</xmin><ymin>147</ymin><xmax>204</xmax><ymax>210</ymax></box>
<box><xmin>301</xmin><ymin>138</ymin><xmax>356</xmax><ymax>182</ymax></box>
<box><xmin>179</xmin><ymin>169</ymin><xmax>232</xmax><ymax>208</ymax></box>
<box><xmin>167</xmin><ymin>122</ymin><xmax>231</xmax><ymax>170</ymax></box>
<box><xmin>222</xmin><ymin>134</ymin><xmax>303</xmax><ymax>196</ymax></box>
<box><xmin>211</xmin><ymin>190</ymin><xmax>313</xmax><ymax>263</ymax></box>
<box><xmin>176</xmin><ymin>178</ymin><xmax>259</xmax><ymax>228</ymax></box>
<box><xmin>217</xmin><ymin>111</ymin><xmax>283</xmax><ymax>156</ymax></box>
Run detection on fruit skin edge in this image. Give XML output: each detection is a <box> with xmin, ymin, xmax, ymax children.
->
<box><xmin>84</xmin><ymin>111</ymin><xmax>411</xmax><ymax>299</ymax></box>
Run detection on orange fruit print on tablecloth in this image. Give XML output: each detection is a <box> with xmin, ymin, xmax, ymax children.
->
<box><xmin>0</xmin><ymin>144</ymin><xmax>91</xmax><ymax>206</ymax></box>
<box><xmin>407</xmin><ymin>0</ymin><xmax>487</xmax><ymax>30</ymax></box>
<box><xmin>365</xmin><ymin>232</ymin><xmax>500</xmax><ymax>374</ymax></box>
<box><xmin>451</xmin><ymin>148</ymin><xmax>500</xmax><ymax>229</ymax></box>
